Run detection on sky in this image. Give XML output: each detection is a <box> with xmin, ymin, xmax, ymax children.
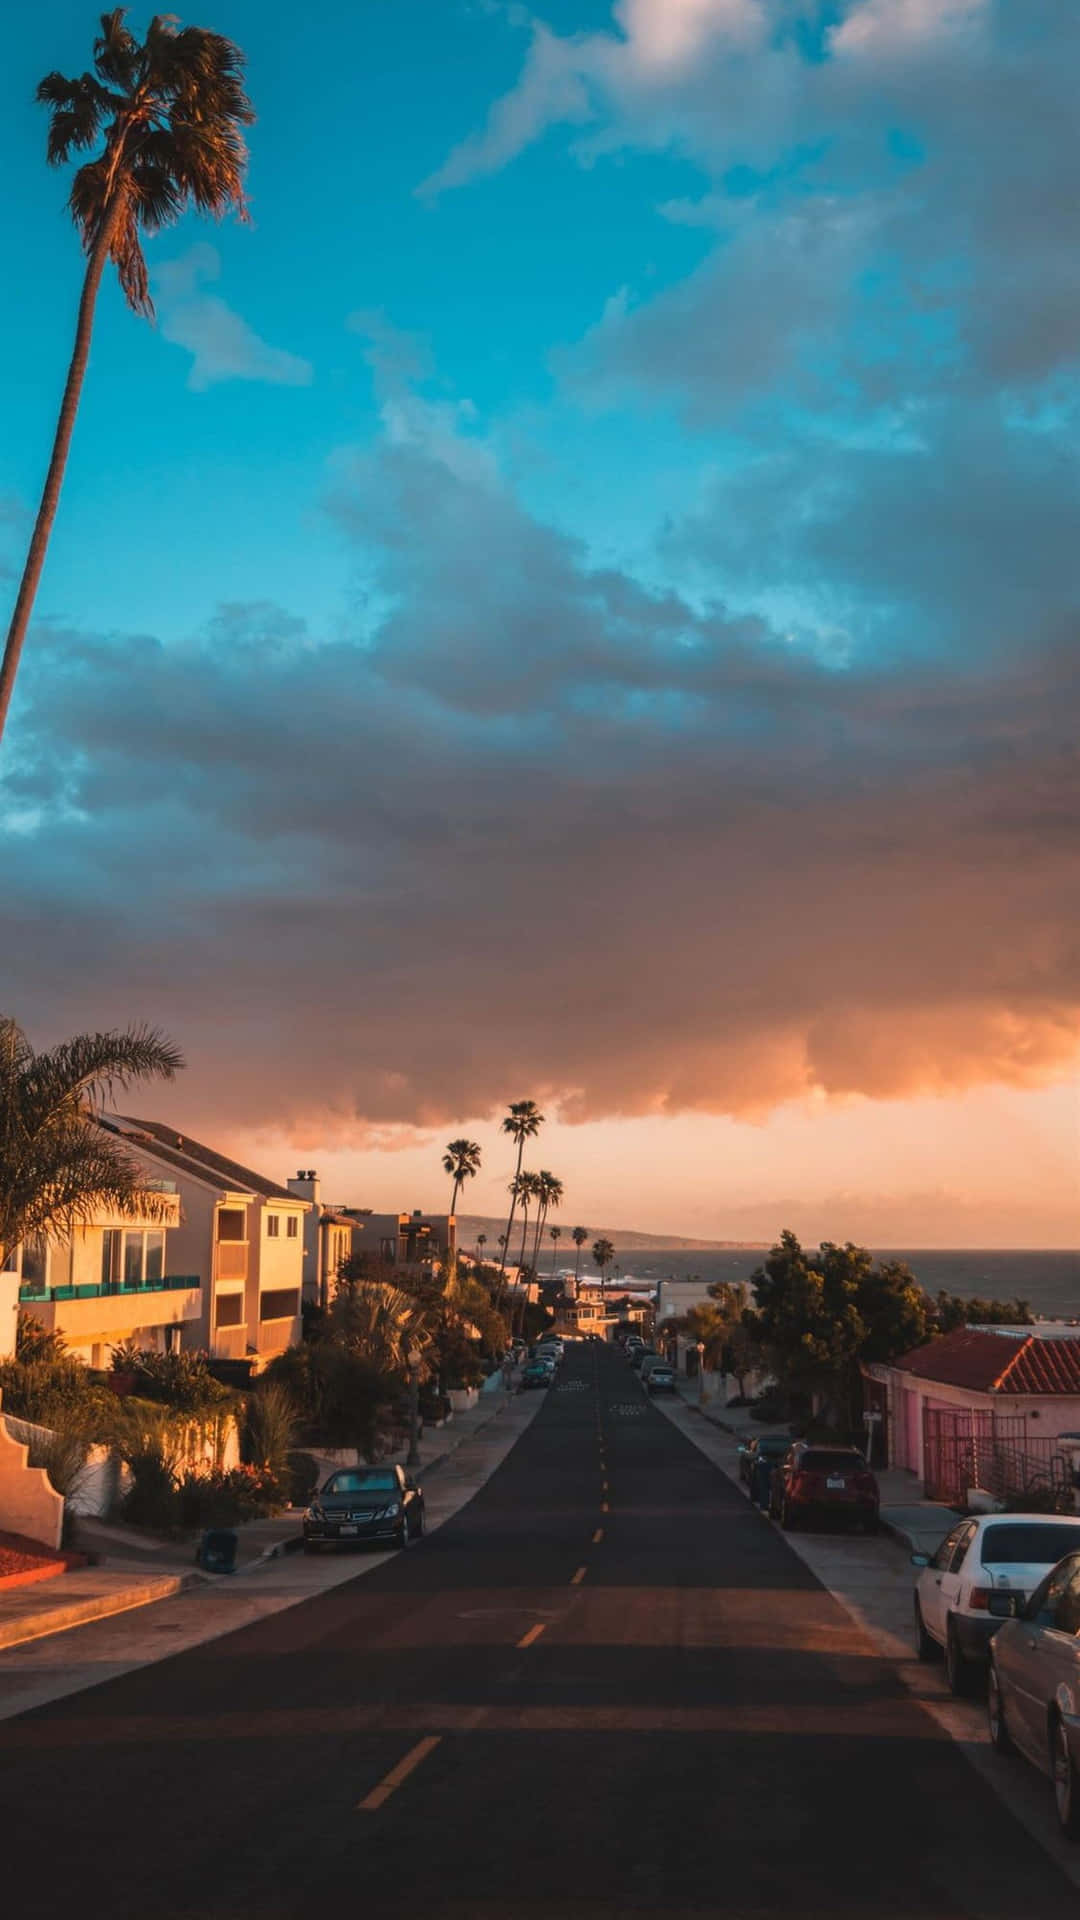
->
<box><xmin>0</xmin><ymin>0</ymin><xmax>1077</xmax><ymax>1247</ymax></box>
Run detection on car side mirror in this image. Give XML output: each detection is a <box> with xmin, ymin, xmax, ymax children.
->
<box><xmin>910</xmin><ymin>1553</ymin><xmax>930</xmax><ymax>1568</ymax></box>
<box><xmin>988</xmin><ymin>1592</ymin><xmax>1020</xmax><ymax>1619</ymax></box>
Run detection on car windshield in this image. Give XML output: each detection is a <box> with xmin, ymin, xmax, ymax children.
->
<box><xmin>980</xmin><ymin>1523</ymin><xmax>1080</xmax><ymax>1566</ymax></box>
<box><xmin>800</xmin><ymin>1451</ymin><xmax>864</xmax><ymax>1473</ymax></box>
<box><xmin>324</xmin><ymin>1471</ymin><xmax>397</xmax><ymax>1494</ymax></box>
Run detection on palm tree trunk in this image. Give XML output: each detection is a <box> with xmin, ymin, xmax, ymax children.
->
<box><xmin>517</xmin><ymin>1202</ymin><xmax>530</xmax><ymax>1271</ymax></box>
<box><xmin>531</xmin><ymin>1202</ymin><xmax>546</xmax><ymax>1274</ymax></box>
<box><xmin>500</xmin><ymin>1140</ymin><xmax>525</xmax><ymax>1276</ymax></box>
<box><xmin>0</xmin><ymin>203</ymin><xmax>124</xmax><ymax>746</ymax></box>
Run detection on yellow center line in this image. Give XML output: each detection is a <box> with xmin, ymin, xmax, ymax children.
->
<box><xmin>570</xmin><ymin>1564</ymin><xmax>587</xmax><ymax>1585</ymax></box>
<box><xmin>592</xmin><ymin>1527</ymin><xmax>604</xmax><ymax>1544</ymax></box>
<box><xmin>357</xmin><ymin>1735</ymin><xmax>441</xmax><ymax>1812</ymax></box>
<box><xmin>517</xmin><ymin>1623</ymin><xmax>547</xmax><ymax>1649</ymax></box>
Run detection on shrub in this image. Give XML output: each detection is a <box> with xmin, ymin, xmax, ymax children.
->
<box><xmin>242</xmin><ymin>1382</ymin><xmax>297</xmax><ymax>1479</ymax></box>
<box><xmin>109</xmin><ymin>1343</ymin><xmax>232</xmax><ymax>1414</ymax></box>
<box><xmin>285</xmin><ymin>1450</ymin><xmax>319</xmax><ymax>1506</ymax></box>
<box><xmin>177</xmin><ymin>1464</ymin><xmax>286</xmax><ymax>1530</ymax></box>
<box><xmin>25</xmin><ymin>1424</ymin><xmax>91</xmax><ymax>1502</ymax></box>
<box><xmin>14</xmin><ymin>1311</ymin><xmax>67</xmax><ymax>1364</ymax></box>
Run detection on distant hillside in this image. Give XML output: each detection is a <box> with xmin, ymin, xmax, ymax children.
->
<box><xmin>457</xmin><ymin>1216</ymin><xmax>768</xmax><ymax>1253</ymax></box>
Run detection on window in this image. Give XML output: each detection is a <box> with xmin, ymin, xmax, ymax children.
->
<box><xmin>215</xmin><ymin>1293</ymin><xmax>244</xmax><ymax>1328</ymax></box>
<box><xmin>286</xmin><ymin>1216</ymin><xmax>298</xmax><ymax>1239</ymax></box>
<box><xmin>266</xmin><ymin>1214</ymin><xmax>280</xmax><ymax>1239</ymax></box>
<box><xmin>949</xmin><ymin>1523</ymin><xmax>978</xmax><ymax>1574</ymax></box>
<box><xmin>1030</xmin><ymin>1559</ymin><xmax>1076</xmax><ymax>1628</ymax></box>
<box><xmin>932</xmin><ymin>1526</ymin><xmax>966</xmax><ymax>1572</ymax></box>
<box><xmin>100</xmin><ymin>1230</ymin><xmax>121</xmax><ymax>1290</ymax></box>
<box><xmin>981</xmin><ymin>1524</ymin><xmax>1080</xmax><ymax>1568</ymax></box>
<box><xmin>217</xmin><ymin>1208</ymin><xmax>245</xmax><ymax>1242</ymax></box>
<box><xmin>1056</xmin><ymin>1564</ymin><xmax>1080</xmax><ymax>1637</ymax></box>
<box><xmin>259</xmin><ymin>1288</ymin><xmax>299</xmax><ymax>1322</ymax></box>
<box><xmin>123</xmin><ymin>1232</ymin><xmax>144</xmax><ymax>1287</ymax></box>
<box><xmin>119</xmin><ymin>1230</ymin><xmax>167</xmax><ymax>1288</ymax></box>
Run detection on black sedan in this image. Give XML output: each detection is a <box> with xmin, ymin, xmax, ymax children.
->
<box><xmin>303</xmin><ymin>1465</ymin><xmax>424</xmax><ymax>1551</ymax></box>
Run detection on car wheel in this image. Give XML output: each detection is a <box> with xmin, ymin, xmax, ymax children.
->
<box><xmin>1052</xmin><ymin>1715</ymin><xmax>1080</xmax><ymax>1840</ymax></box>
<box><xmin>397</xmin><ymin>1520</ymin><xmax>411</xmax><ymax>1550</ymax></box>
<box><xmin>863</xmin><ymin>1512</ymin><xmax>880</xmax><ymax>1535</ymax></box>
<box><xmin>945</xmin><ymin>1619</ymin><xmax>974</xmax><ymax>1697</ymax></box>
<box><xmin>781</xmin><ymin>1500</ymin><xmax>798</xmax><ymax>1531</ymax></box>
<box><xmin>987</xmin><ymin>1663</ymin><xmax>1013</xmax><ymax>1753</ymax></box>
<box><xmin>415</xmin><ymin>1507</ymin><xmax>425</xmax><ymax>1538</ymax></box>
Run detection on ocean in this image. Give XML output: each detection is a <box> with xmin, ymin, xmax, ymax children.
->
<box><xmin>583</xmin><ymin>1248</ymin><xmax>1080</xmax><ymax>1323</ymax></box>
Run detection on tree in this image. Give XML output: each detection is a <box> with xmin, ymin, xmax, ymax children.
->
<box><xmin>0</xmin><ymin>1017</ymin><xmax>183</xmax><ymax>1267</ymax></box>
<box><xmin>514</xmin><ymin>1171</ymin><xmax>539</xmax><ymax>1270</ymax></box>
<box><xmin>549</xmin><ymin>1225</ymin><xmax>561</xmax><ymax>1277</ymax></box>
<box><xmin>571</xmin><ymin>1226</ymin><xmax>588</xmax><ymax>1296</ymax></box>
<box><xmin>442</xmin><ymin>1138</ymin><xmax>481</xmax><ymax>1220</ymax></box>
<box><xmin>498</xmin><ymin>1100</ymin><xmax>543</xmax><ymax>1275</ymax></box>
<box><xmin>476</xmin><ymin>1232</ymin><xmax>488</xmax><ymax>1261</ymax></box>
<box><xmin>530</xmin><ymin>1170</ymin><xmax>564</xmax><ymax>1271</ymax></box>
<box><xmin>0</xmin><ymin>10</ymin><xmax>255</xmax><ymax>747</ymax></box>
<box><xmin>592</xmin><ymin>1237</ymin><xmax>615</xmax><ymax>1303</ymax></box>
<box><xmin>933</xmin><ymin>1292</ymin><xmax>1033</xmax><ymax>1333</ymax></box>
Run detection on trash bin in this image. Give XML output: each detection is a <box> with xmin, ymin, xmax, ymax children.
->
<box><xmin>198</xmin><ymin>1527</ymin><xmax>239</xmax><ymax>1574</ymax></box>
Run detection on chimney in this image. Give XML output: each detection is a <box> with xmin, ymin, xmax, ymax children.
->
<box><xmin>288</xmin><ymin>1170</ymin><xmax>321</xmax><ymax>1209</ymax></box>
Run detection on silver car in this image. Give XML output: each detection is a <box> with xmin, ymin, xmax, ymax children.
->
<box><xmin>987</xmin><ymin>1548</ymin><xmax>1080</xmax><ymax>1839</ymax></box>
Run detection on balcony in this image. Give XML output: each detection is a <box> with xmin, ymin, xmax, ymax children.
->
<box><xmin>18</xmin><ymin>1276</ymin><xmax>203</xmax><ymax>1340</ymax></box>
<box><xmin>215</xmin><ymin>1242</ymin><xmax>248</xmax><ymax>1283</ymax></box>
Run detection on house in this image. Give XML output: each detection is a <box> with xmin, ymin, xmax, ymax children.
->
<box><xmin>863</xmin><ymin>1327</ymin><xmax>1080</xmax><ymax>1505</ymax></box>
<box><xmin>286</xmin><ymin>1171</ymin><xmax>362</xmax><ymax>1310</ymax></box>
<box><xmin>13</xmin><ymin>1186</ymin><xmax>192</xmax><ymax>1367</ymax></box>
<box><xmin>100</xmin><ymin>1119</ymin><xmax>309</xmax><ymax>1366</ymax></box>
<box><xmin>356</xmin><ymin>1208</ymin><xmax>456</xmax><ymax>1270</ymax></box>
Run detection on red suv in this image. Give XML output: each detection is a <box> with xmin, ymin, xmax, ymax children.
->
<box><xmin>769</xmin><ymin>1444</ymin><xmax>880</xmax><ymax>1533</ymax></box>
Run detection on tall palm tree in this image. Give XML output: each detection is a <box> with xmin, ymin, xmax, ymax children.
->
<box><xmin>514</xmin><ymin>1171</ymin><xmax>538</xmax><ymax>1271</ymax></box>
<box><xmin>530</xmin><ymin>1170</ymin><xmax>564</xmax><ymax>1272</ymax></box>
<box><xmin>498</xmin><ymin>1099</ymin><xmax>543</xmax><ymax>1275</ymax></box>
<box><xmin>0</xmin><ymin>1018</ymin><xmax>183</xmax><ymax>1267</ymax></box>
<box><xmin>330</xmin><ymin>1275</ymin><xmax>428</xmax><ymax>1377</ymax></box>
<box><xmin>592</xmin><ymin>1237</ymin><xmax>615</xmax><ymax>1309</ymax></box>
<box><xmin>549</xmin><ymin>1225</ymin><xmax>561</xmax><ymax>1278</ymax></box>
<box><xmin>442</xmin><ymin>1138</ymin><xmax>481</xmax><ymax>1220</ymax></box>
<box><xmin>0</xmin><ymin>11</ymin><xmax>255</xmax><ymax>746</ymax></box>
<box><xmin>571</xmin><ymin>1226</ymin><xmax>589</xmax><ymax>1297</ymax></box>
<box><xmin>476</xmin><ymin>1232</ymin><xmax>488</xmax><ymax>1263</ymax></box>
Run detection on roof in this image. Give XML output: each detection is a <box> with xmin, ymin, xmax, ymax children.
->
<box><xmin>321</xmin><ymin>1210</ymin><xmax>360</xmax><ymax>1229</ymax></box>
<box><xmin>894</xmin><ymin>1328</ymin><xmax>1080</xmax><ymax>1396</ymax></box>
<box><xmin>103</xmin><ymin>1117</ymin><xmax>302</xmax><ymax>1205</ymax></box>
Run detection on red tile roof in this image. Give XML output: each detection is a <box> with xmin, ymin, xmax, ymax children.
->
<box><xmin>895</xmin><ymin>1328</ymin><xmax>1080</xmax><ymax>1395</ymax></box>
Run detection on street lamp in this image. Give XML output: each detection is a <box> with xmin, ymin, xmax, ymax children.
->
<box><xmin>695</xmin><ymin>1340</ymin><xmax>706</xmax><ymax>1405</ymax></box>
<box><xmin>406</xmin><ymin>1344</ymin><xmax>422</xmax><ymax>1469</ymax></box>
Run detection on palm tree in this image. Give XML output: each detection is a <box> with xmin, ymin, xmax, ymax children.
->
<box><xmin>549</xmin><ymin>1225</ymin><xmax>561</xmax><ymax>1278</ymax></box>
<box><xmin>571</xmin><ymin>1226</ymin><xmax>589</xmax><ymax>1296</ymax></box>
<box><xmin>530</xmin><ymin>1170</ymin><xmax>564</xmax><ymax>1271</ymax></box>
<box><xmin>442</xmin><ymin>1138</ymin><xmax>481</xmax><ymax>1220</ymax></box>
<box><xmin>0</xmin><ymin>1018</ymin><xmax>183</xmax><ymax>1267</ymax></box>
<box><xmin>0</xmin><ymin>11</ymin><xmax>255</xmax><ymax>746</ymax></box>
<box><xmin>514</xmin><ymin>1171</ymin><xmax>538</xmax><ymax>1271</ymax></box>
<box><xmin>498</xmin><ymin>1099</ymin><xmax>543</xmax><ymax>1275</ymax></box>
<box><xmin>592</xmin><ymin>1237</ymin><xmax>615</xmax><ymax>1308</ymax></box>
<box><xmin>476</xmin><ymin>1232</ymin><xmax>488</xmax><ymax>1263</ymax></box>
<box><xmin>330</xmin><ymin>1275</ymin><xmax>428</xmax><ymax>1377</ymax></box>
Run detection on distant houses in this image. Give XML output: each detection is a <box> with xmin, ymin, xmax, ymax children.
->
<box><xmin>11</xmin><ymin>1127</ymin><xmax>457</xmax><ymax>1371</ymax></box>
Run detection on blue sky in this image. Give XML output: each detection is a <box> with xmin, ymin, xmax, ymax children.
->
<box><xmin>1</xmin><ymin>1</ymin><xmax>1077</xmax><ymax>1243</ymax></box>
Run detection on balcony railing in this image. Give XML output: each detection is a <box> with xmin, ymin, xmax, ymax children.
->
<box><xmin>18</xmin><ymin>1275</ymin><xmax>201</xmax><ymax>1304</ymax></box>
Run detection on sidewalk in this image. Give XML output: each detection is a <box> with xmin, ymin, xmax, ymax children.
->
<box><xmin>2</xmin><ymin>1380</ymin><xmax>521</xmax><ymax>1655</ymax></box>
<box><xmin>671</xmin><ymin>1372</ymin><xmax>956</xmax><ymax>1554</ymax></box>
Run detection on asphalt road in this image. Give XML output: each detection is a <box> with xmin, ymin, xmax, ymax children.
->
<box><xmin>1</xmin><ymin>1341</ymin><xmax>1076</xmax><ymax>1919</ymax></box>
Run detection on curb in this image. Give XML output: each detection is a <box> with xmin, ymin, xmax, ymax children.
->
<box><xmin>243</xmin><ymin>1532</ymin><xmax>306</xmax><ymax>1571</ymax></box>
<box><xmin>0</xmin><ymin>1570</ymin><xmax>200</xmax><ymax>1652</ymax></box>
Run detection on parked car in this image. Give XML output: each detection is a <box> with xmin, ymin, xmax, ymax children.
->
<box><xmin>737</xmin><ymin>1433</ymin><xmax>792</xmax><ymax>1488</ymax></box>
<box><xmin>987</xmin><ymin>1550</ymin><xmax>1080</xmax><ymax>1837</ymax></box>
<box><xmin>536</xmin><ymin>1339</ymin><xmax>564</xmax><ymax>1362</ymax></box>
<box><xmin>303</xmin><ymin>1464</ymin><xmax>423</xmax><ymax>1552</ymax></box>
<box><xmin>520</xmin><ymin>1360</ymin><xmax>553</xmax><ymax>1390</ymax></box>
<box><xmin>645</xmin><ymin>1362</ymin><xmax>677</xmax><ymax>1393</ymax></box>
<box><xmin>769</xmin><ymin>1445</ymin><xmax>879</xmax><ymax>1533</ymax></box>
<box><xmin>912</xmin><ymin>1514</ymin><xmax>1080</xmax><ymax>1695</ymax></box>
<box><xmin>629</xmin><ymin>1346</ymin><xmax>657</xmax><ymax>1372</ymax></box>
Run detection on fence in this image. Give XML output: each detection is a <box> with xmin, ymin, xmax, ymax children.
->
<box><xmin>923</xmin><ymin>1405</ymin><xmax>1072</xmax><ymax>1507</ymax></box>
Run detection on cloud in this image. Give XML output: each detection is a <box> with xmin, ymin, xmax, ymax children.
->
<box><xmin>831</xmin><ymin>0</ymin><xmax>988</xmax><ymax>57</ymax></box>
<box><xmin>154</xmin><ymin>244</ymin><xmax>312</xmax><ymax>392</ymax></box>
<box><xmin>2</xmin><ymin>375</ymin><xmax>1076</xmax><ymax>1140</ymax></box>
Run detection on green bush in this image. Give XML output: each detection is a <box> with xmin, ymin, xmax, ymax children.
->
<box><xmin>109</xmin><ymin>1343</ymin><xmax>232</xmax><ymax>1414</ymax></box>
<box><xmin>285</xmin><ymin>1450</ymin><xmax>319</xmax><ymax>1506</ymax></box>
<box><xmin>242</xmin><ymin>1381</ymin><xmax>297</xmax><ymax>1478</ymax></box>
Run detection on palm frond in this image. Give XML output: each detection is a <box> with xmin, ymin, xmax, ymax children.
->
<box><xmin>92</xmin><ymin>9</ymin><xmax>141</xmax><ymax>90</ymax></box>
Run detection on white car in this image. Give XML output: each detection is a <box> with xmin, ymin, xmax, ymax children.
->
<box><xmin>912</xmin><ymin>1513</ymin><xmax>1080</xmax><ymax>1695</ymax></box>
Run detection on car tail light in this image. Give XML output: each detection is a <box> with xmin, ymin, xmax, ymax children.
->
<box><xmin>968</xmin><ymin>1587</ymin><xmax>994</xmax><ymax>1611</ymax></box>
<box><xmin>792</xmin><ymin>1471</ymin><xmax>816</xmax><ymax>1494</ymax></box>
